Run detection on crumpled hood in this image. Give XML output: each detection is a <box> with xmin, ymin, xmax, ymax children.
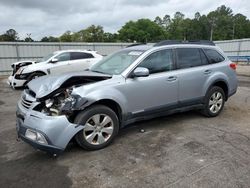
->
<box><xmin>27</xmin><ymin>71</ymin><xmax>112</xmax><ymax>99</ymax></box>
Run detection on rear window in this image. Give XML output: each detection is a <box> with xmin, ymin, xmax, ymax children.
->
<box><xmin>70</xmin><ymin>52</ymin><xmax>94</xmax><ymax>60</ymax></box>
<box><xmin>176</xmin><ymin>48</ymin><xmax>206</xmax><ymax>69</ymax></box>
<box><xmin>203</xmin><ymin>49</ymin><xmax>225</xmax><ymax>63</ymax></box>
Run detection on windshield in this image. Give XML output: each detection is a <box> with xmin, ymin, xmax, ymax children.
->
<box><xmin>90</xmin><ymin>50</ymin><xmax>144</xmax><ymax>75</ymax></box>
<box><xmin>37</xmin><ymin>53</ymin><xmax>56</xmax><ymax>63</ymax></box>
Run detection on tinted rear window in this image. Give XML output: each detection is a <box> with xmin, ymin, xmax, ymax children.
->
<box><xmin>203</xmin><ymin>49</ymin><xmax>225</xmax><ymax>63</ymax></box>
<box><xmin>71</xmin><ymin>52</ymin><xmax>94</xmax><ymax>60</ymax></box>
<box><xmin>176</xmin><ymin>48</ymin><xmax>206</xmax><ymax>69</ymax></box>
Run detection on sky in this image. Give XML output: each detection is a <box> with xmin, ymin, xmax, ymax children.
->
<box><xmin>0</xmin><ymin>0</ymin><xmax>249</xmax><ymax>40</ymax></box>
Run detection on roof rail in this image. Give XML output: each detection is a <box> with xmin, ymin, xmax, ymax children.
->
<box><xmin>126</xmin><ymin>43</ymin><xmax>146</xmax><ymax>48</ymax></box>
<box><xmin>154</xmin><ymin>40</ymin><xmax>215</xmax><ymax>47</ymax></box>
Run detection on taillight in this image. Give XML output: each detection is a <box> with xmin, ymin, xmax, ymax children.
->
<box><xmin>230</xmin><ymin>63</ymin><xmax>236</xmax><ymax>70</ymax></box>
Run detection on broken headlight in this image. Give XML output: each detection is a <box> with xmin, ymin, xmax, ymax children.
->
<box><xmin>42</xmin><ymin>87</ymin><xmax>77</xmax><ymax>116</ymax></box>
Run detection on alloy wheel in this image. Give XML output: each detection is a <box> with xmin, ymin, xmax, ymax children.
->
<box><xmin>83</xmin><ymin>114</ymin><xmax>114</xmax><ymax>145</ymax></box>
<box><xmin>209</xmin><ymin>91</ymin><xmax>223</xmax><ymax>113</ymax></box>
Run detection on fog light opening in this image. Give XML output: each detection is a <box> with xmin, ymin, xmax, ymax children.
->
<box><xmin>25</xmin><ymin>129</ymin><xmax>48</xmax><ymax>145</ymax></box>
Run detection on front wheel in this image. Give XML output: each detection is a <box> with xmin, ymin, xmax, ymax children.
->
<box><xmin>202</xmin><ymin>86</ymin><xmax>225</xmax><ymax>117</ymax></box>
<box><xmin>74</xmin><ymin>105</ymin><xmax>119</xmax><ymax>150</ymax></box>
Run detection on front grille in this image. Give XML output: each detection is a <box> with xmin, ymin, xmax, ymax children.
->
<box><xmin>21</xmin><ymin>96</ymin><xmax>33</xmax><ymax>109</ymax></box>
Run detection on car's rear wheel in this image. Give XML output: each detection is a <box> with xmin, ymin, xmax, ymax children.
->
<box><xmin>202</xmin><ymin>86</ymin><xmax>225</xmax><ymax>117</ymax></box>
<box><xmin>74</xmin><ymin>105</ymin><xmax>119</xmax><ymax>150</ymax></box>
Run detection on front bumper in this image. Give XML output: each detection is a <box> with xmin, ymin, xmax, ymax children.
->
<box><xmin>8</xmin><ymin>75</ymin><xmax>27</xmax><ymax>88</ymax></box>
<box><xmin>16</xmin><ymin>98</ymin><xmax>84</xmax><ymax>154</ymax></box>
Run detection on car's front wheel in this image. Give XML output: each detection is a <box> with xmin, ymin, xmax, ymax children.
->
<box><xmin>74</xmin><ymin>105</ymin><xmax>119</xmax><ymax>150</ymax></box>
<box><xmin>202</xmin><ymin>86</ymin><xmax>225</xmax><ymax>117</ymax></box>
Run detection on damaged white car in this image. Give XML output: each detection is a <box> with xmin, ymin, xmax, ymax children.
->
<box><xmin>8</xmin><ymin>50</ymin><xmax>103</xmax><ymax>88</ymax></box>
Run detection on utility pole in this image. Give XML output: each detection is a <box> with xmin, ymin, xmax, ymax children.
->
<box><xmin>210</xmin><ymin>27</ymin><xmax>213</xmax><ymax>41</ymax></box>
<box><xmin>232</xmin><ymin>22</ymin><xmax>235</xmax><ymax>40</ymax></box>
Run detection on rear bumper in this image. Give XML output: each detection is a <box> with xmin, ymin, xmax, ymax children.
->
<box><xmin>228</xmin><ymin>87</ymin><xmax>237</xmax><ymax>98</ymax></box>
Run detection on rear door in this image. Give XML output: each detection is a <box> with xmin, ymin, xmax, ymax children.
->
<box><xmin>174</xmin><ymin>47</ymin><xmax>210</xmax><ymax>104</ymax></box>
<box><xmin>49</xmin><ymin>52</ymin><xmax>71</xmax><ymax>75</ymax></box>
<box><xmin>68</xmin><ymin>52</ymin><xmax>96</xmax><ymax>72</ymax></box>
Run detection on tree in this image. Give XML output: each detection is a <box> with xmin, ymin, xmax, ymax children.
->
<box><xmin>0</xmin><ymin>29</ymin><xmax>19</xmax><ymax>41</ymax></box>
<box><xmin>118</xmin><ymin>19</ymin><xmax>167</xmax><ymax>42</ymax></box>
<box><xmin>40</xmin><ymin>36</ymin><xmax>59</xmax><ymax>42</ymax></box>
<box><xmin>60</xmin><ymin>31</ymin><xmax>72</xmax><ymax>42</ymax></box>
<box><xmin>24</xmin><ymin>37</ymin><xmax>34</xmax><ymax>42</ymax></box>
<box><xmin>103</xmin><ymin>32</ymin><xmax>118</xmax><ymax>42</ymax></box>
<box><xmin>72</xmin><ymin>25</ymin><xmax>104</xmax><ymax>42</ymax></box>
<box><xmin>168</xmin><ymin>12</ymin><xmax>185</xmax><ymax>40</ymax></box>
<box><xmin>233</xmin><ymin>14</ymin><xmax>250</xmax><ymax>39</ymax></box>
<box><xmin>207</xmin><ymin>5</ymin><xmax>234</xmax><ymax>40</ymax></box>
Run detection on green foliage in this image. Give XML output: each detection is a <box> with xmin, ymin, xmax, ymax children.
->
<box><xmin>40</xmin><ymin>36</ymin><xmax>59</xmax><ymax>42</ymax></box>
<box><xmin>0</xmin><ymin>29</ymin><xmax>19</xmax><ymax>41</ymax></box>
<box><xmin>118</xmin><ymin>19</ymin><xmax>166</xmax><ymax>42</ymax></box>
<box><xmin>154</xmin><ymin>5</ymin><xmax>250</xmax><ymax>41</ymax></box>
<box><xmin>60</xmin><ymin>31</ymin><xmax>72</xmax><ymax>42</ymax></box>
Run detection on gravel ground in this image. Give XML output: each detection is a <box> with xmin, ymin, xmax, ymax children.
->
<box><xmin>0</xmin><ymin>76</ymin><xmax>250</xmax><ymax>188</ymax></box>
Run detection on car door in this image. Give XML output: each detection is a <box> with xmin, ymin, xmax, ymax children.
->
<box><xmin>122</xmin><ymin>49</ymin><xmax>178</xmax><ymax>116</ymax></box>
<box><xmin>174</xmin><ymin>47</ymin><xmax>210</xmax><ymax>105</ymax></box>
<box><xmin>68</xmin><ymin>52</ymin><xmax>95</xmax><ymax>72</ymax></box>
<box><xmin>49</xmin><ymin>52</ymin><xmax>71</xmax><ymax>75</ymax></box>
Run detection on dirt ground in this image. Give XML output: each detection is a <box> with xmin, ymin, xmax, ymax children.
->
<box><xmin>0</xmin><ymin>76</ymin><xmax>250</xmax><ymax>188</ymax></box>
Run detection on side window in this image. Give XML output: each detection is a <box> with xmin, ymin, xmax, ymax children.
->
<box><xmin>56</xmin><ymin>52</ymin><xmax>70</xmax><ymax>62</ymax></box>
<box><xmin>200</xmin><ymin>49</ymin><xmax>209</xmax><ymax>65</ymax></box>
<box><xmin>139</xmin><ymin>49</ymin><xmax>173</xmax><ymax>74</ymax></box>
<box><xmin>203</xmin><ymin>49</ymin><xmax>225</xmax><ymax>63</ymax></box>
<box><xmin>176</xmin><ymin>48</ymin><xmax>205</xmax><ymax>69</ymax></box>
<box><xmin>70</xmin><ymin>52</ymin><xmax>94</xmax><ymax>60</ymax></box>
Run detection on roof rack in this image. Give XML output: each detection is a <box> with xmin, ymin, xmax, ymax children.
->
<box><xmin>126</xmin><ymin>43</ymin><xmax>146</xmax><ymax>48</ymax></box>
<box><xmin>154</xmin><ymin>40</ymin><xmax>215</xmax><ymax>47</ymax></box>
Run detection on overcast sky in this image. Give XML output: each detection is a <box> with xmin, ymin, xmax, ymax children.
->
<box><xmin>0</xmin><ymin>0</ymin><xmax>249</xmax><ymax>40</ymax></box>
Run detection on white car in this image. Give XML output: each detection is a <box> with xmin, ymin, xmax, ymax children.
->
<box><xmin>8</xmin><ymin>50</ymin><xmax>103</xmax><ymax>88</ymax></box>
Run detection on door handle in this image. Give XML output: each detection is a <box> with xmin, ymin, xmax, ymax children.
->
<box><xmin>204</xmin><ymin>70</ymin><xmax>212</xmax><ymax>74</ymax></box>
<box><xmin>167</xmin><ymin>76</ymin><xmax>177</xmax><ymax>82</ymax></box>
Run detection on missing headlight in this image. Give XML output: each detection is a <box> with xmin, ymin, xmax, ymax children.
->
<box><xmin>39</xmin><ymin>88</ymin><xmax>78</xmax><ymax>116</ymax></box>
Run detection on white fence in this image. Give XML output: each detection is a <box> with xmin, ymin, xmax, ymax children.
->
<box><xmin>1</xmin><ymin>39</ymin><xmax>250</xmax><ymax>75</ymax></box>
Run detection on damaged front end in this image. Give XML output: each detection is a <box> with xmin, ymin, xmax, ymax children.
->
<box><xmin>16</xmin><ymin>71</ymin><xmax>112</xmax><ymax>154</ymax></box>
<box><xmin>36</xmin><ymin>87</ymin><xmax>86</xmax><ymax>117</ymax></box>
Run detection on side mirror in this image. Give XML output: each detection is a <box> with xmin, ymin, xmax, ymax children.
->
<box><xmin>50</xmin><ymin>58</ymin><xmax>58</xmax><ymax>63</ymax></box>
<box><xmin>132</xmin><ymin>67</ymin><xmax>149</xmax><ymax>77</ymax></box>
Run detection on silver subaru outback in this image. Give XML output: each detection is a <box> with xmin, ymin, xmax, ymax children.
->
<box><xmin>16</xmin><ymin>41</ymin><xmax>238</xmax><ymax>154</ymax></box>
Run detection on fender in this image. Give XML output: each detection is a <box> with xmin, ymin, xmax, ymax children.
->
<box><xmin>73</xmin><ymin>87</ymin><xmax>128</xmax><ymax>115</ymax></box>
<box><xmin>202</xmin><ymin>72</ymin><xmax>229</xmax><ymax>98</ymax></box>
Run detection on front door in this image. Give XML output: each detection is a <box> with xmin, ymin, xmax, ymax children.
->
<box><xmin>121</xmin><ymin>49</ymin><xmax>178</xmax><ymax>116</ymax></box>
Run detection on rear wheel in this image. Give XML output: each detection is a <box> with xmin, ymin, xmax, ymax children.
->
<box><xmin>202</xmin><ymin>86</ymin><xmax>225</xmax><ymax>117</ymax></box>
<box><xmin>74</xmin><ymin>105</ymin><xmax>119</xmax><ymax>150</ymax></box>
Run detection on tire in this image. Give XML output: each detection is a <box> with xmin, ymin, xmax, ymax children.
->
<box><xmin>202</xmin><ymin>86</ymin><xmax>225</xmax><ymax>117</ymax></box>
<box><xmin>27</xmin><ymin>72</ymin><xmax>45</xmax><ymax>83</ymax></box>
<box><xmin>74</xmin><ymin>105</ymin><xmax>119</xmax><ymax>150</ymax></box>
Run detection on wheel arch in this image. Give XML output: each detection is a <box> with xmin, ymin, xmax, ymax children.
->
<box><xmin>89</xmin><ymin>99</ymin><xmax>123</xmax><ymax>125</ymax></box>
<box><xmin>206</xmin><ymin>79</ymin><xmax>229</xmax><ymax>101</ymax></box>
